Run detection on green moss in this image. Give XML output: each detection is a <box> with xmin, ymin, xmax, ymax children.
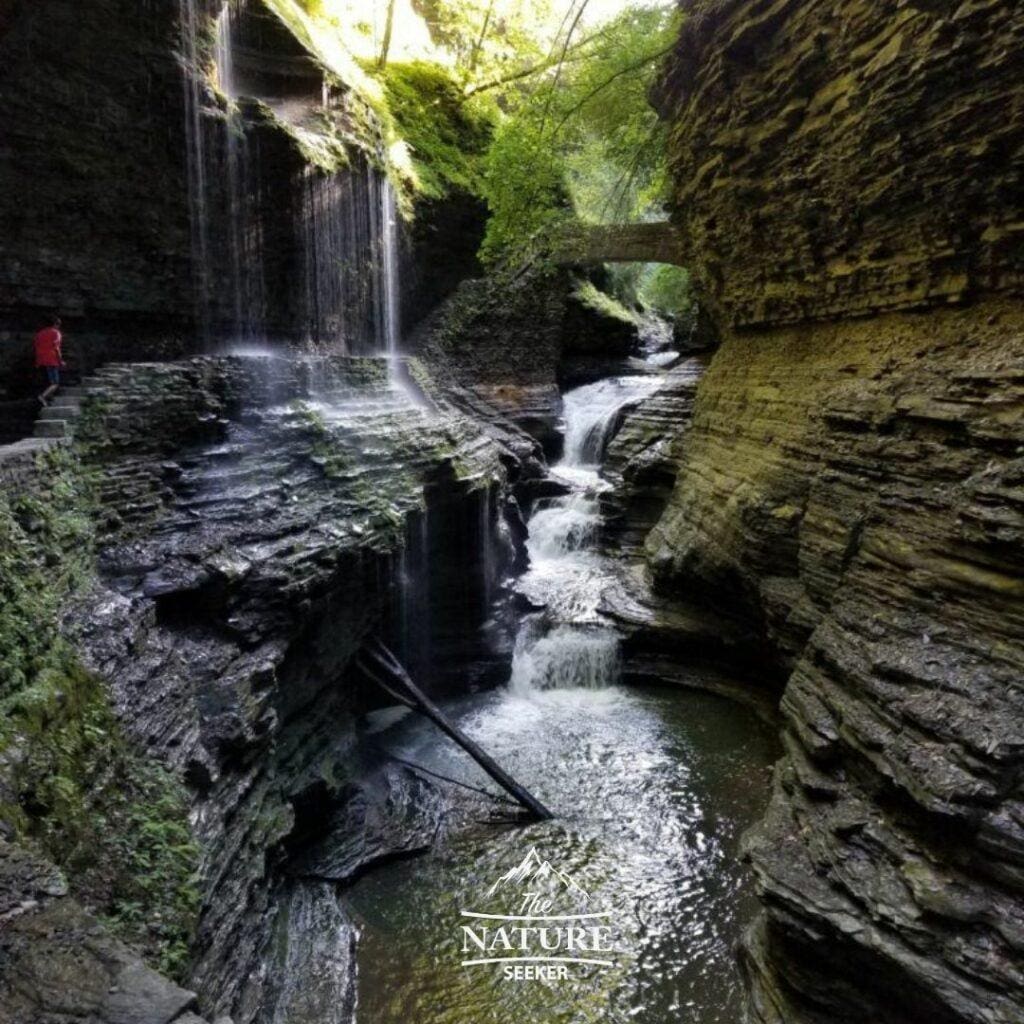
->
<box><xmin>260</xmin><ymin>0</ymin><xmax>385</xmax><ymax>111</ymax></box>
<box><xmin>379</xmin><ymin>61</ymin><xmax>493</xmax><ymax>201</ymax></box>
<box><xmin>572</xmin><ymin>278</ymin><xmax>641</xmax><ymax>326</ymax></box>
<box><xmin>0</xmin><ymin>446</ymin><xmax>200</xmax><ymax>980</ymax></box>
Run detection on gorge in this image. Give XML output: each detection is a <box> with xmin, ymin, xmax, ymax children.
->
<box><xmin>1</xmin><ymin>2</ymin><xmax>1022</xmax><ymax>1024</ymax></box>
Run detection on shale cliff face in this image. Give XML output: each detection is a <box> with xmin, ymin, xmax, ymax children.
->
<box><xmin>1</xmin><ymin>355</ymin><xmax>514</xmax><ymax>1023</ymax></box>
<box><xmin>652</xmin><ymin>2</ymin><xmax>1024</xmax><ymax>1021</ymax></box>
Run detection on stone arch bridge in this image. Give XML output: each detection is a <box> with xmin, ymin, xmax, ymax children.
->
<box><xmin>550</xmin><ymin>221</ymin><xmax>685</xmax><ymax>267</ymax></box>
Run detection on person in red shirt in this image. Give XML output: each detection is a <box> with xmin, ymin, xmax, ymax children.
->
<box><xmin>34</xmin><ymin>315</ymin><xmax>64</xmax><ymax>406</ymax></box>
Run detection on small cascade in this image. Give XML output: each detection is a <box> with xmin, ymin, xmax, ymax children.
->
<box><xmin>510</xmin><ymin>621</ymin><xmax>620</xmax><ymax>694</ymax></box>
<box><xmin>526</xmin><ymin>491</ymin><xmax>600</xmax><ymax>559</ymax></box>
<box><xmin>562</xmin><ymin>375</ymin><xmax>664</xmax><ymax>467</ymax></box>
<box><xmin>510</xmin><ymin>372</ymin><xmax>666</xmax><ymax>695</ymax></box>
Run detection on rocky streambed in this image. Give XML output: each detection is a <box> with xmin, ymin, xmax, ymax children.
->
<box><xmin>1</xmin><ymin>321</ymin><xmax>784</xmax><ymax>1024</ymax></box>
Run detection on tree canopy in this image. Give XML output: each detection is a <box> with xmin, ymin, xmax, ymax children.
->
<box><xmin>479</xmin><ymin>2</ymin><xmax>678</xmax><ymax>263</ymax></box>
<box><xmin>297</xmin><ymin>0</ymin><xmax>681</xmax><ymax>267</ymax></box>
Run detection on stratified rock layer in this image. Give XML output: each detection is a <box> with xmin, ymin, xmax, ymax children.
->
<box><xmin>57</xmin><ymin>355</ymin><xmax>510</xmax><ymax>1022</ymax></box>
<box><xmin>417</xmin><ymin>266</ymin><xmax>646</xmax><ymax>456</ymax></box>
<box><xmin>653</xmin><ymin>2</ymin><xmax>1024</xmax><ymax>1021</ymax></box>
<box><xmin>657</xmin><ymin>0</ymin><xmax>1024</xmax><ymax>329</ymax></box>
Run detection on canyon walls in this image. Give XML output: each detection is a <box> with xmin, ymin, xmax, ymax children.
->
<box><xmin>0</xmin><ymin>353</ymin><xmax>514</xmax><ymax>1023</ymax></box>
<box><xmin>652</xmin><ymin>1</ymin><xmax>1024</xmax><ymax>1021</ymax></box>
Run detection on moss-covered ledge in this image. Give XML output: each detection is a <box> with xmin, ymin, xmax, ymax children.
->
<box><xmin>0</xmin><ymin>444</ymin><xmax>201</xmax><ymax>980</ymax></box>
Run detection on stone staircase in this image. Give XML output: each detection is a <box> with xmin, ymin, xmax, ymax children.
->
<box><xmin>0</xmin><ymin>383</ymin><xmax>91</xmax><ymax>486</ymax></box>
<box><xmin>33</xmin><ymin>385</ymin><xmax>86</xmax><ymax>439</ymax></box>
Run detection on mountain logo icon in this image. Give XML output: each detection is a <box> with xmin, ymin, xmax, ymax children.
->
<box><xmin>459</xmin><ymin>846</ymin><xmax>618</xmax><ymax>980</ymax></box>
<box><xmin>486</xmin><ymin>846</ymin><xmax>590</xmax><ymax>902</ymax></box>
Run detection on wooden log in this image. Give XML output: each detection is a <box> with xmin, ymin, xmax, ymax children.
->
<box><xmin>359</xmin><ymin>639</ymin><xmax>555</xmax><ymax>822</ymax></box>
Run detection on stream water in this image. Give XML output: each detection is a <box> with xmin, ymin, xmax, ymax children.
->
<box><xmin>348</xmin><ymin>365</ymin><xmax>776</xmax><ymax>1023</ymax></box>
<box><xmin>174</xmin><ymin>7</ymin><xmax>774</xmax><ymax>1021</ymax></box>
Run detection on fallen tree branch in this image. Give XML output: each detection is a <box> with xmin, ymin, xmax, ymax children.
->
<box><xmin>362</xmin><ymin>638</ymin><xmax>555</xmax><ymax>821</ymax></box>
<box><xmin>389</xmin><ymin>755</ymin><xmax>520</xmax><ymax>807</ymax></box>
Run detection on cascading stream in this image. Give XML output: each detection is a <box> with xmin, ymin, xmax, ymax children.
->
<box><xmin>510</xmin><ymin>369</ymin><xmax>665</xmax><ymax>694</ymax></box>
<box><xmin>347</xmin><ymin>330</ymin><xmax>775</xmax><ymax>1024</ymax></box>
<box><xmin>173</xmin><ymin>13</ymin><xmax>775</xmax><ymax>1023</ymax></box>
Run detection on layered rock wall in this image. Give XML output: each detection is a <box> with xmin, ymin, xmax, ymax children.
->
<box><xmin>0</xmin><ymin>0</ymin><xmax>194</xmax><ymax>431</ymax></box>
<box><xmin>657</xmin><ymin>0</ymin><xmax>1023</xmax><ymax>329</ymax></box>
<box><xmin>652</xmin><ymin>2</ymin><xmax>1024</xmax><ymax>1021</ymax></box>
<box><xmin>0</xmin><ymin>353</ymin><xmax>514</xmax><ymax>1022</ymax></box>
<box><xmin>416</xmin><ymin>266</ymin><xmax>645</xmax><ymax>455</ymax></box>
<box><xmin>68</xmin><ymin>356</ymin><xmax>509</xmax><ymax>1019</ymax></box>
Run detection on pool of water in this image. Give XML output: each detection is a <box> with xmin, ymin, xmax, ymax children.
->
<box><xmin>347</xmin><ymin>683</ymin><xmax>776</xmax><ymax>1024</ymax></box>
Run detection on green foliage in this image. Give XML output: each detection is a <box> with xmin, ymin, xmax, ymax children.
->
<box><xmin>0</xmin><ymin>447</ymin><xmax>200</xmax><ymax>980</ymax></box>
<box><xmin>479</xmin><ymin>3</ymin><xmax>681</xmax><ymax>264</ymax></box>
<box><xmin>573</xmin><ymin>278</ymin><xmax>639</xmax><ymax>326</ymax></box>
<box><xmin>638</xmin><ymin>263</ymin><xmax>693</xmax><ymax>316</ymax></box>
<box><xmin>480</xmin><ymin>113</ymin><xmax>575</xmax><ymax>261</ymax></box>
<box><xmin>381</xmin><ymin>61</ymin><xmax>494</xmax><ymax>199</ymax></box>
<box><xmin>0</xmin><ymin>447</ymin><xmax>94</xmax><ymax>702</ymax></box>
<box><xmin>413</xmin><ymin>0</ymin><xmax>554</xmax><ymax>87</ymax></box>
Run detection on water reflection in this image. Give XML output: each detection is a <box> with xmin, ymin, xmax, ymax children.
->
<box><xmin>348</xmin><ymin>685</ymin><xmax>775</xmax><ymax>1024</ymax></box>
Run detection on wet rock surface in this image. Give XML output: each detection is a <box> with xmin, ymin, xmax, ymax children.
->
<box><xmin>600</xmin><ymin>355</ymin><xmax>707</xmax><ymax>559</ymax></box>
<box><xmin>654</xmin><ymin>1</ymin><xmax>1024</xmax><ymax>1018</ymax></box>
<box><xmin>287</xmin><ymin>763</ymin><xmax>444</xmax><ymax>884</ymax></box>
<box><xmin>52</xmin><ymin>353</ymin><xmax>511</xmax><ymax>1022</ymax></box>
<box><xmin>416</xmin><ymin>266</ymin><xmax>650</xmax><ymax>457</ymax></box>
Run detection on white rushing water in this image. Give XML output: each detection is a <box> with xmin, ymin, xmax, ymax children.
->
<box><xmin>510</xmin><ymin>371</ymin><xmax>665</xmax><ymax>693</ymax></box>
<box><xmin>214</xmin><ymin>4</ymin><xmax>235</xmax><ymax>98</ymax></box>
<box><xmin>562</xmin><ymin>375</ymin><xmax>664</xmax><ymax>468</ymax></box>
<box><xmin>380</xmin><ymin>180</ymin><xmax>401</xmax><ymax>369</ymax></box>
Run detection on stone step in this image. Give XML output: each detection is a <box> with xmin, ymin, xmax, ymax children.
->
<box><xmin>43</xmin><ymin>396</ymin><xmax>80</xmax><ymax>410</ymax></box>
<box><xmin>34</xmin><ymin>419</ymin><xmax>68</xmax><ymax>439</ymax></box>
<box><xmin>38</xmin><ymin>407</ymin><xmax>72</xmax><ymax>422</ymax></box>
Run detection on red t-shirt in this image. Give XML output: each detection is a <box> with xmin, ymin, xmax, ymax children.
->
<box><xmin>34</xmin><ymin>328</ymin><xmax>62</xmax><ymax>367</ymax></box>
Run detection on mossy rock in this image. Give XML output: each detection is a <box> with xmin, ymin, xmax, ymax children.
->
<box><xmin>0</xmin><ymin>444</ymin><xmax>199</xmax><ymax>980</ymax></box>
<box><xmin>380</xmin><ymin>61</ymin><xmax>493</xmax><ymax>201</ymax></box>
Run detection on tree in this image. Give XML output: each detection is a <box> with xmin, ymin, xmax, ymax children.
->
<box><xmin>478</xmin><ymin>2</ymin><xmax>680</xmax><ymax>264</ymax></box>
<box><xmin>377</xmin><ymin>0</ymin><xmax>397</xmax><ymax>67</ymax></box>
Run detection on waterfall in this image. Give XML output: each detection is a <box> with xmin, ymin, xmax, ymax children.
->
<box><xmin>562</xmin><ymin>376</ymin><xmax>664</xmax><ymax>467</ymax></box>
<box><xmin>380</xmin><ymin>181</ymin><xmax>401</xmax><ymax>367</ymax></box>
<box><xmin>526</xmin><ymin>492</ymin><xmax>601</xmax><ymax>559</ymax></box>
<box><xmin>179</xmin><ymin>0</ymin><xmax>213</xmax><ymax>343</ymax></box>
<box><xmin>510</xmin><ymin>621</ymin><xmax>620</xmax><ymax>694</ymax></box>
<box><xmin>214</xmin><ymin>4</ymin><xmax>235</xmax><ymax>98</ymax></box>
<box><xmin>479</xmin><ymin>488</ymin><xmax>494</xmax><ymax>613</ymax></box>
<box><xmin>298</xmin><ymin>167</ymin><xmax>401</xmax><ymax>356</ymax></box>
<box><xmin>179</xmin><ymin>0</ymin><xmax>404</xmax><ymax>361</ymax></box>
<box><xmin>510</xmin><ymin>375</ymin><xmax>664</xmax><ymax>694</ymax></box>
